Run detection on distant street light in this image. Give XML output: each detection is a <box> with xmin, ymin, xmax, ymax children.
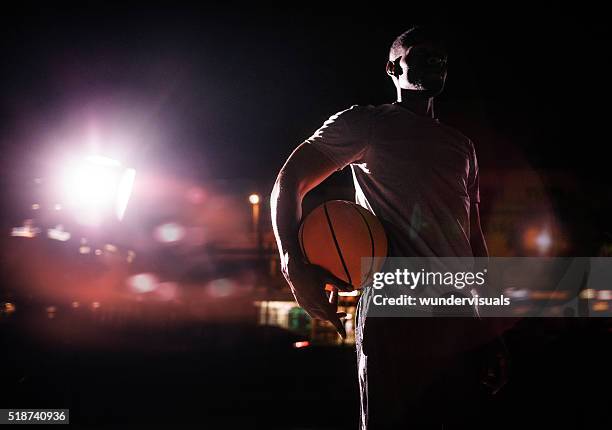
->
<box><xmin>249</xmin><ymin>193</ymin><xmax>260</xmax><ymax>205</ymax></box>
<box><xmin>249</xmin><ymin>193</ymin><xmax>262</xmax><ymax>255</ymax></box>
<box><xmin>249</xmin><ymin>193</ymin><xmax>260</xmax><ymax>232</ymax></box>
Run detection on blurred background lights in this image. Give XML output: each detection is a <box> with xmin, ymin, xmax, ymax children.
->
<box><xmin>248</xmin><ymin>193</ymin><xmax>260</xmax><ymax>205</ymax></box>
<box><xmin>339</xmin><ymin>290</ymin><xmax>360</xmax><ymax>297</ymax></box>
<box><xmin>535</xmin><ymin>230</ymin><xmax>552</xmax><ymax>254</ymax></box>
<box><xmin>127</xmin><ymin>273</ymin><xmax>158</xmax><ymax>293</ymax></box>
<box><xmin>47</xmin><ymin>225</ymin><xmax>71</xmax><ymax>242</ymax></box>
<box><xmin>59</xmin><ymin>155</ymin><xmax>135</xmax><ymax>226</ymax></box>
<box><xmin>523</xmin><ymin>226</ymin><xmax>554</xmax><ymax>255</ymax></box>
<box><xmin>593</xmin><ymin>301</ymin><xmax>609</xmax><ymax>312</ymax></box>
<box><xmin>579</xmin><ymin>289</ymin><xmax>597</xmax><ymax>300</ymax></box>
<box><xmin>154</xmin><ymin>222</ymin><xmax>186</xmax><ymax>243</ymax></box>
<box><xmin>505</xmin><ymin>288</ymin><xmax>529</xmax><ymax>300</ymax></box>
<box><xmin>293</xmin><ymin>341</ymin><xmax>310</xmax><ymax>349</ymax></box>
<box><xmin>207</xmin><ymin>278</ymin><xmax>236</xmax><ymax>298</ymax></box>
<box><xmin>156</xmin><ymin>282</ymin><xmax>178</xmax><ymax>301</ymax></box>
<box><xmin>597</xmin><ymin>290</ymin><xmax>612</xmax><ymax>300</ymax></box>
<box><xmin>11</xmin><ymin>220</ymin><xmax>40</xmax><ymax>238</ymax></box>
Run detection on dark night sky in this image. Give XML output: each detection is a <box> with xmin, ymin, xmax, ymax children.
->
<box><xmin>1</xmin><ymin>4</ymin><xmax>610</xmax><ymax>223</ymax></box>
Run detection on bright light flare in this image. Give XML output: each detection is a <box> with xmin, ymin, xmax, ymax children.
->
<box><xmin>116</xmin><ymin>167</ymin><xmax>135</xmax><ymax>221</ymax></box>
<box><xmin>59</xmin><ymin>155</ymin><xmax>135</xmax><ymax>226</ymax></box>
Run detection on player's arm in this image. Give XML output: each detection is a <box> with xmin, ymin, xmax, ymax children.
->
<box><xmin>468</xmin><ymin>140</ymin><xmax>488</xmax><ymax>259</ymax></box>
<box><xmin>470</xmin><ymin>202</ymin><xmax>488</xmax><ymax>258</ymax></box>
<box><xmin>270</xmin><ymin>142</ymin><xmax>353</xmax><ymax>337</ymax></box>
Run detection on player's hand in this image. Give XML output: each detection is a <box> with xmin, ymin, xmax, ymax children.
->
<box><xmin>282</xmin><ymin>256</ymin><xmax>353</xmax><ymax>338</ymax></box>
<box><xmin>480</xmin><ymin>337</ymin><xmax>510</xmax><ymax>395</ymax></box>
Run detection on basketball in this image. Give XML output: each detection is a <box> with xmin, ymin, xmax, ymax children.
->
<box><xmin>298</xmin><ymin>200</ymin><xmax>388</xmax><ymax>288</ymax></box>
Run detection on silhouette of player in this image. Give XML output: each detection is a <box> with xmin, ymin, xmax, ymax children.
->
<box><xmin>271</xmin><ymin>27</ymin><xmax>506</xmax><ymax>429</ymax></box>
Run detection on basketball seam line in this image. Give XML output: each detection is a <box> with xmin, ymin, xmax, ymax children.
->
<box><xmin>323</xmin><ymin>202</ymin><xmax>352</xmax><ymax>286</ymax></box>
<box><xmin>353</xmin><ymin>205</ymin><xmax>375</xmax><ymax>287</ymax></box>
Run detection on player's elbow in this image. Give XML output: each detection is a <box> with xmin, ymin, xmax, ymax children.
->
<box><xmin>272</xmin><ymin>162</ymin><xmax>311</xmax><ymax>202</ymax></box>
<box><xmin>272</xmin><ymin>142</ymin><xmax>338</xmax><ymax>205</ymax></box>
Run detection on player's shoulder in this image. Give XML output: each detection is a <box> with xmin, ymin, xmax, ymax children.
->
<box><xmin>331</xmin><ymin>103</ymin><xmax>395</xmax><ymax>122</ymax></box>
<box><xmin>436</xmin><ymin>119</ymin><xmax>476</xmax><ymax>149</ymax></box>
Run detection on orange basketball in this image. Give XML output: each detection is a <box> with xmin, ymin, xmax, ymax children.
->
<box><xmin>298</xmin><ymin>200</ymin><xmax>388</xmax><ymax>288</ymax></box>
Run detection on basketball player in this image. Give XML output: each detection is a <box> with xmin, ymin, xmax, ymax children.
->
<box><xmin>271</xmin><ymin>27</ymin><xmax>504</xmax><ymax>428</ymax></box>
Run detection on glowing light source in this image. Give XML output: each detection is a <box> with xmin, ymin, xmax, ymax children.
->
<box><xmin>580</xmin><ymin>289</ymin><xmax>596</xmax><ymax>299</ymax></box>
<box><xmin>598</xmin><ymin>290</ymin><xmax>612</xmax><ymax>300</ymax></box>
<box><xmin>59</xmin><ymin>155</ymin><xmax>135</xmax><ymax>226</ymax></box>
<box><xmin>3</xmin><ymin>303</ymin><xmax>16</xmax><ymax>314</ymax></box>
<box><xmin>127</xmin><ymin>273</ymin><xmax>158</xmax><ymax>293</ymax></box>
<box><xmin>523</xmin><ymin>226</ymin><xmax>553</xmax><ymax>255</ymax></box>
<box><xmin>535</xmin><ymin>230</ymin><xmax>552</xmax><ymax>254</ymax></box>
<box><xmin>11</xmin><ymin>221</ymin><xmax>40</xmax><ymax>238</ymax></box>
<box><xmin>505</xmin><ymin>288</ymin><xmax>529</xmax><ymax>300</ymax></box>
<box><xmin>249</xmin><ymin>194</ymin><xmax>260</xmax><ymax>205</ymax></box>
<box><xmin>293</xmin><ymin>341</ymin><xmax>310</xmax><ymax>348</ymax></box>
<box><xmin>154</xmin><ymin>222</ymin><xmax>186</xmax><ymax>243</ymax></box>
<box><xmin>339</xmin><ymin>290</ymin><xmax>360</xmax><ymax>297</ymax></box>
<box><xmin>46</xmin><ymin>306</ymin><xmax>57</xmax><ymax>319</ymax></box>
<box><xmin>593</xmin><ymin>301</ymin><xmax>609</xmax><ymax>312</ymax></box>
<box><xmin>47</xmin><ymin>225</ymin><xmax>71</xmax><ymax>242</ymax></box>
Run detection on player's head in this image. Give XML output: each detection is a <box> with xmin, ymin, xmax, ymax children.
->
<box><xmin>387</xmin><ymin>26</ymin><xmax>448</xmax><ymax>97</ymax></box>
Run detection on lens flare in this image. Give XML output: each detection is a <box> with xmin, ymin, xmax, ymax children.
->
<box><xmin>154</xmin><ymin>223</ymin><xmax>186</xmax><ymax>243</ymax></box>
<box><xmin>59</xmin><ymin>155</ymin><xmax>135</xmax><ymax>226</ymax></box>
<box><xmin>127</xmin><ymin>273</ymin><xmax>158</xmax><ymax>293</ymax></box>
